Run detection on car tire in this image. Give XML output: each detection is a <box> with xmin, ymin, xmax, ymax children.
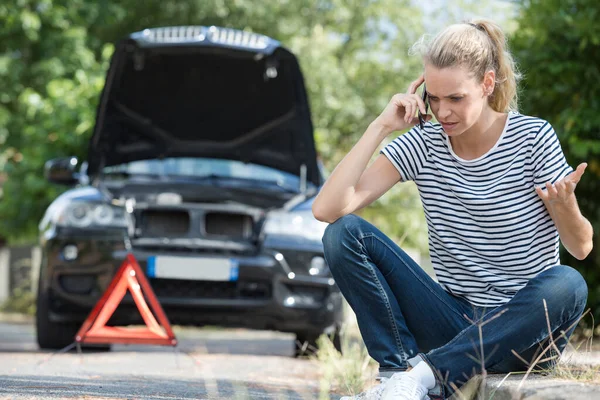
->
<box><xmin>294</xmin><ymin>328</ymin><xmax>343</xmax><ymax>358</ymax></box>
<box><xmin>36</xmin><ymin>291</ymin><xmax>110</xmax><ymax>351</ymax></box>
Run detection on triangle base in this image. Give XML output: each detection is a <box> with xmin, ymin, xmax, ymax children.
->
<box><xmin>75</xmin><ymin>254</ymin><xmax>177</xmax><ymax>347</ymax></box>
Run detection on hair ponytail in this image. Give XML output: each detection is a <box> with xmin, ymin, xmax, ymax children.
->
<box><xmin>412</xmin><ymin>19</ymin><xmax>521</xmax><ymax>113</ymax></box>
<box><xmin>472</xmin><ymin>19</ymin><xmax>520</xmax><ymax>113</ymax></box>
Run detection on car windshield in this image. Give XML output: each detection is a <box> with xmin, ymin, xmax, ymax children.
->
<box><xmin>102</xmin><ymin>157</ymin><xmax>311</xmax><ymax>192</ymax></box>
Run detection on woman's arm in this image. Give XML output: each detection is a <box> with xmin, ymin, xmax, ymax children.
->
<box><xmin>312</xmin><ymin>124</ymin><xmax>400</xmax><ymax>223</ymax></box>
<box><xmin>535</xmin><ymin>163</ymin><xmax>594</xmax><ymax>260</ymax></box>
<box><xmin>312</xmin><ymin>77</ymin><xmax>429</xmax><ymax>223</ymax></box>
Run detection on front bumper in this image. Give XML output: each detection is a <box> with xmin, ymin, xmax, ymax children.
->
<box><xmin>41</xmin><ymin>233</ymin><xmax>343</xmax><ymax>334</ymax></box>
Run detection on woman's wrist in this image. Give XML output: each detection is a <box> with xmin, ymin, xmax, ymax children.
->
<box><xmin>369</xmin><ymin>119</ymin><xmax>393</xmax><ymax>141</ymax></box>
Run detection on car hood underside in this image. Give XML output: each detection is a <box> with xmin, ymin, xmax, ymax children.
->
<box><xmin>87</xmin><ymin>26</ymin><xmax>321</xmax><ymax>187</ymax></box>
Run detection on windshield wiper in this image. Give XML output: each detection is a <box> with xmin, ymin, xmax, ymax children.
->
<box><xmin>102</xmin><ymin>171</ymin><xmax>302</xmax><ymax>193</ymax></box>
<box><xmin>165</xmin><ymin>173</ymin><xmax>300</xmax><ymax>193</ymax></box>
<box><xmin>102</xmin><ymin>170</ymin><xmax>166</xmax><ymax>180</ymax></box>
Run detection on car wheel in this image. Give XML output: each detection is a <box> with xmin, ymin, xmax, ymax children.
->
<box><xmin>36</xmin><ymin>291</ymin><xmax>110</xmax><ymax>351</ymax></box>
<box><xmin>294</xmin><ymin>328</ymin><xmax>343</xmax><ymax>358</ymax></box>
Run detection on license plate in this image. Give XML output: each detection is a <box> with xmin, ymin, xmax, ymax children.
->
<box><xmin>146</xmin><ymin>256</ymin><xmax>239</xmax><ymax>281</ymax></box>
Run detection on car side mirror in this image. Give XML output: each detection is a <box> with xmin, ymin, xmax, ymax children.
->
<box><xmin>44</xmin><ymin>157</ymin><xmax>80</xmax><ymax>185</ymax></box>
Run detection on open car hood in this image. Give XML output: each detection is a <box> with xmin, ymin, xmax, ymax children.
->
<box><xmin>87</xmin><ymin>26</ymin><xmax>321</xmax><ymax>187</ymax></box>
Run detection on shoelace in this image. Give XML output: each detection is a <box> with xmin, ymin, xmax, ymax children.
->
<box><xmin>385</xmin><ymin>374</ymin><xmax>428</xmax><ymax>399</ymax></box>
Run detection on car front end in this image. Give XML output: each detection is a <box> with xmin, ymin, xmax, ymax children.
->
<box><xmin>36</xmin><ymin>25</ymin><xmax>344</xmax><ymax>352</ymax></box>
<box><xmin>40</xmin><ymin>190</ymin><xmax>342</xmax><ymax>337</ymax></box>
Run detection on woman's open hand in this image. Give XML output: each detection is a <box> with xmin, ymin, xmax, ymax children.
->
<box><xmin>372</xmin><ymin>74</ymin><xmax>430</xmax><ymax>134</ymax></box>
<box><xmin>535</xmin><ymin>163</ymin><xmax>587</xmax><ymax>206</ymax></box>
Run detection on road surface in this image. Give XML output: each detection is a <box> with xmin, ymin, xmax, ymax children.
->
<box><xmin>0</xmin><ymin>320</ymin><xmax>334</xmax><ymax>399</ymax></box>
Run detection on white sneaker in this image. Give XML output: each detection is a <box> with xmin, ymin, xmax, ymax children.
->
<box><xmin>380</xmin><ymin>372</ymin><xmax>430</xmax><ymax>400</ymax></box>
<box><xmin>340</xmin><ymin>377</ymin><xmax>390</xmax><ymax>400</ymax></box>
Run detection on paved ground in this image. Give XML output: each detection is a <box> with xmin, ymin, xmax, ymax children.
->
<box><xmin>478</xmin><ymin>343</ymin><xmax>600</xmax><ymax>400</ymax></box>
<box><xmin>2</xmin><ymin>316</ymin><xmax>600</xmax><ymax>399</ymax></box>
<box><xmin>483</xmin><ymin>373</ymin><xmax>600</xmax><ymax>400</ymax></box>
<box><xmin>0</xmin><ymin>320</ymin><xmax>332</xmax><ymax>399</ymax></box>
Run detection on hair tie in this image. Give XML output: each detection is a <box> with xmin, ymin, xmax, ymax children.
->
<box><xmin>467</xmin><ymin>22</ymin><xmax>485</xmax><ymax>32</ymax></box>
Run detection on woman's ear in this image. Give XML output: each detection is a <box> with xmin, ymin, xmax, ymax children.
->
<box><xmin>483</xmin><ymin>70</ymin><xmax>496</xmax><ymax>97</ymax></box>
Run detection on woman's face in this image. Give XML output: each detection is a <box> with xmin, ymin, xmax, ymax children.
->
<box><xmin>424</xmin><ymin>64</ymin><xmax>493</xmax><ymax>136</ymax></box>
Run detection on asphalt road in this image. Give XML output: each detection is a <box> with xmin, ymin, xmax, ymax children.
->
<box><xmin>0</xmin><ymin>321</ymin><xmax>333</xmax><ymax>399</ymax></box>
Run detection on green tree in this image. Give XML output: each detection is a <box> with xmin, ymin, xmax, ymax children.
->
<box><xmin>0</xmin><ymin>0</ymin><xmax>430</xmax><ymax>251</ymax></box>
<box><xmin>511</xmin><ymin>0</ymin><xmax>600</xmax><ymax>325</ymax></box>
<box><xmin>0</xmin><ymin>0</ymin><xmax>113</xmax><ymax>240</ymax></box>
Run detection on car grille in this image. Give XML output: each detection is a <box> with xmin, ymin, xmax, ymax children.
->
<box><xmin>204</xmin><ymin>212</ymin><xmax>253</xmax><ymax>239</ymax></box>
<box><xmin>149</xmin><ymin>278</ymin><xmax>271</xmax><ymax>300</ymax></box>
<box><xmin>140</xmin><ymin>210</ymin><xmax>190</xmax><ymax>236</ymax></box>
<box><xmin>135</xmin><ymin>245</ymin><xmax>252</xmax><ymax>256</ymax></box>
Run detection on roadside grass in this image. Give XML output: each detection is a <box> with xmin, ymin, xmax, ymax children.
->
<box><xmin>442</xmin><ymin>303</ymin><xmax>600</xmax><ymax>400</ymax></box>
<box><xmin>311</xmin><ymin>305</ymin><xmax>378</xmax><ymax>399</ymax></box>
<box><xmin>542</xmin><ymin>319</ymin><xmax>600</xmax><ymax>385</ymax></box>
<box><xmin>313</xmin><ymin>301</ymin><xmax>599</xmax><ymax>400</ymax></box>
<box><xmin>0</xmin><ymin>282</ymin><xmax>35</xmax><ymax>315</ymax></box>
<box><xmin>551</xmin><ymin>316</ymin><xmax>600</xmax><ymax>384</ymax></box>
<box><xmin>551</xmin><ymin>360</ymin><xmax>600</xmax><ymax>383</ymax></box>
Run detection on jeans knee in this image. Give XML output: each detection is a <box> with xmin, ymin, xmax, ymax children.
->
<box><xmin>322</xmin><ymin>214</ymin><xmax>362</xmax><ymax>249</ymax></box>
<box><xmin>564</xmin><ymin>266</ymin><xmax>588</xmax><ymax>311</ymax></box>
<box><xmin>322</xmin><ymin>214</ymin><xmax>367</xmax><ymax>266</ymax></box>
<box><xmin>539</xmin><ymin>265</ymin><xmax>588</xmax><ymax>313</ymax></box>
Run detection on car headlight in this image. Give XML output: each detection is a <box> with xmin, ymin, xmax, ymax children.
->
<box><xmin>263</xmin><ymin>210</ymin><xmax>328</xmax><ymax>242</ymax></box>
<box><xmin>56</xmin><ymin>202</ymin><xmax>131</xmax><ymax>228</ymax></box>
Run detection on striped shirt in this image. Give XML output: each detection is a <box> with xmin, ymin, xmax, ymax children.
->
<box><xmin>381</xmin><ymin>112</ymin><xmax>573</xmax><ymax>307</ymax></box>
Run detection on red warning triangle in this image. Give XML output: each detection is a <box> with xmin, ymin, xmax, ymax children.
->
<box><xmin>75</xmin><ymin>253</ymin><xmax>177</xmax><ymax>346</ymax></box>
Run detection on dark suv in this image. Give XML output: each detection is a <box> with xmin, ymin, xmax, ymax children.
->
<box><xmin>36</xmin><ymin>26</ymin><xmax>344</xmax><ymax>355</ymax></box>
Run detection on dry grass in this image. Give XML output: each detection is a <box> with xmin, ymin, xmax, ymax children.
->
<box><xmin>314</xmin><ymin>301</ymin><xmax>600</xmax><ymax>400</ymax></box>
<box><xmin>310</xmin><ymin>305</ymin><xmax>378</xmax><ymax>399</ymax></box>
<box><xmin>451</xmin><ymin>302</ymin><xmax>599</xmax><ymax>400</ymax></box>
<box><xmin>551</xmin><ymin>362</ymin><xmax>600</xmax><ymax>383</ymax></box>
<box><xmin>545</xmin><ymin>325</ymin><xmax>600</xmax><ymax>385</ymax></box>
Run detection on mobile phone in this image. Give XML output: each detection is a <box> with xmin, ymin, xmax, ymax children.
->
<box><xmin>418</xmin><ymin>84</ymin><xmax>429</xmax><ymax>130</ymax></box>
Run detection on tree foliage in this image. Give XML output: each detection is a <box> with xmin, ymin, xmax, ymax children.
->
<box><xmin>0</xmin><ymin>0</ymin><xmax>430</xmax><ymax>250</ymax></box>
<box><xmin>0</xmin><ymin>0</ymin><xmax>112</xmax><ymax>240</ymax></box>
<box><xmin>511</xmin><ymin>0</ymin><xmax>600</xmax><ymax>323</ymax></box>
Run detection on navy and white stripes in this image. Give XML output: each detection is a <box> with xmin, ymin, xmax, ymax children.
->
<box><xmin>381</xmin><ymin>112</ymin><xmax>573</xmax><ymax>307</ymax></box>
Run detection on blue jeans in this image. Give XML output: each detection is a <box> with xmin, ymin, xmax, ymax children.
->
<box><xmin>322</xmin><ymin>215</ymin><xmax>588</xmax><ymax>400</ymax></box>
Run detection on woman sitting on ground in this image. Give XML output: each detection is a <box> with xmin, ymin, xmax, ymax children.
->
<box><xmin>312</xmin><ymin>18</ymin><xmax>592</xmax><ymax>400</ymax></box>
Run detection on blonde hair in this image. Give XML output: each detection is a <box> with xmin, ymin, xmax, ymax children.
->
<box><xmin>412</xmin><ymin>19</ymin><xmax>521</xmax><ymax>113</ymax></box>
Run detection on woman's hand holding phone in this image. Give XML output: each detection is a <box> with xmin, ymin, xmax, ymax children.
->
<box><xmin>372</xmin><ymin>74</ymin><xmax>430</xmax><ymax>135</ymax></box>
